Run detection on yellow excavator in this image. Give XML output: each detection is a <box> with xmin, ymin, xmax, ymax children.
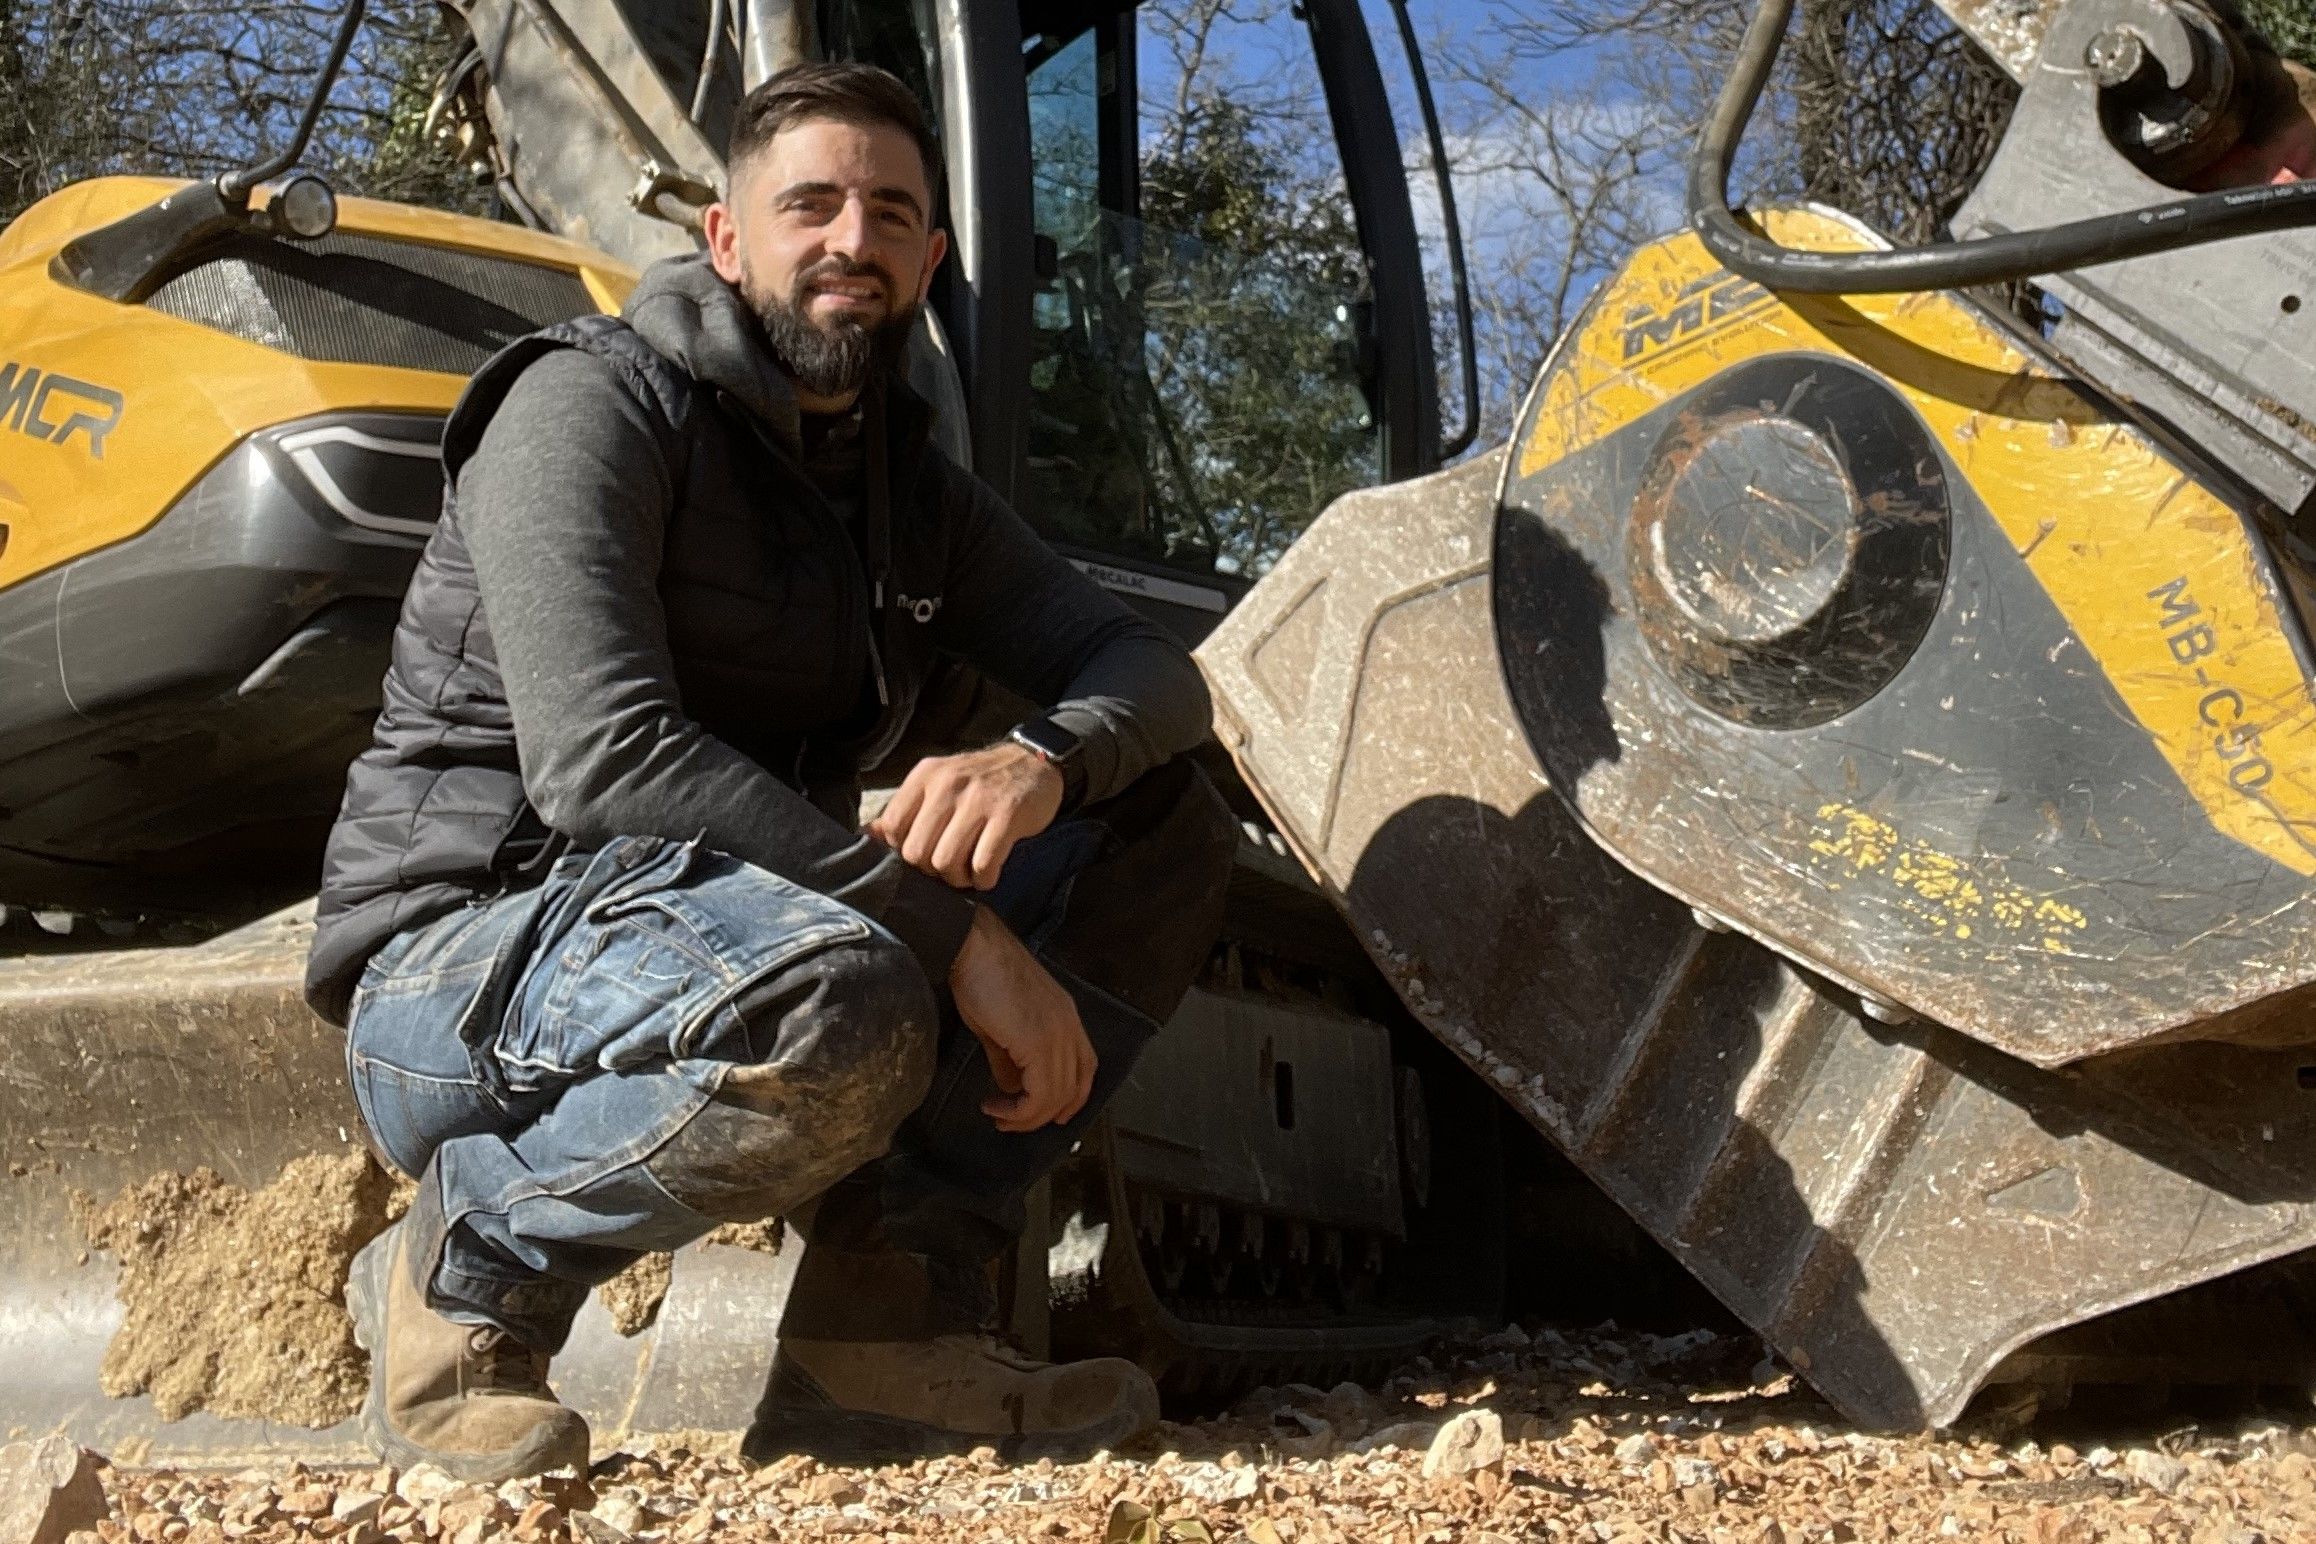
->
<box><xmin>1</xmin><ymin>0</ymin><xmax>2311</xmax><ymax>1460</ymax></box>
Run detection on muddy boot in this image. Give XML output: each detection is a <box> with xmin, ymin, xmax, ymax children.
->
<box><xmin>743</xmin><ymin>1335</ymin><xmax>1160</xmax><ymax>1464</ymax></box>
<box><xmin>345</xmin><ymin>1225</ymin><xmax>590</xmax><ymax>1481</ymax></box>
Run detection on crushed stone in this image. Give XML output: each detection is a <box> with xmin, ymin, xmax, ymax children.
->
<box><xmin>75</xmin><ymin>1323</ymin><xmax>2316</xmax><ymax>1542</ymax></box>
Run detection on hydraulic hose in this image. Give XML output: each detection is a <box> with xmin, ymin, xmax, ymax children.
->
<box><xmin>1687</xmin><ymin>0</ymin><xmax>2316</xmax><ymax>292</ymax></box>
<box><xmin>691</xmin><ymin>0</ymin><xmax>728</xmax><ymax>125</ymax></box>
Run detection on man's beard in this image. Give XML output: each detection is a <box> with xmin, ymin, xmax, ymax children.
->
<box><xmin>748</xmin><ymin>257</ymin><xmax>918</xmax><ymax>400</ymax></box>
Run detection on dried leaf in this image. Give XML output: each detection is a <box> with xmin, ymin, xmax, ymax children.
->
<box><xmin>1164</xmin><ymin>1523</ymin><xmax>1215</xmax><ymax>1544</ymax></box>
<box><xmin>1104</xmin><ymin>1499</ymin><xmax>1155</xmax><ymax>1544</ymax></box>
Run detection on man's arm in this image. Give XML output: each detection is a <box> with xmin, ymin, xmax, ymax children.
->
<box><xmin>868</xmin><ymin>465</ymin><xmax>1213</xmax><ymax>889</ymax></box>
<box><xmin>458</xmin><ymin>349</ymin><xmax>977</xmax><ymax>981</ymax></box>
<box><xmin>933</xmin><ymin>471</ymin><xmax>1215</xmax><ymax>804</ymax></box>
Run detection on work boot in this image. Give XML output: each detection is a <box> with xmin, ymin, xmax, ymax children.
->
<box><xmin>344</xmin><ymin>1225</ymin><xmax>590</xmax><ymax>1481</ymax></box>
<box><xmin>744</xmin><ymin>1334</ymin><xmax>1160</xmax><ymax>1464</ymax></box>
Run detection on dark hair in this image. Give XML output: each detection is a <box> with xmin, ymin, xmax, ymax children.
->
<box><xmin>727</xmin><ymin>61</ymin><xmax>944</xmax><ymax>201</ymax></box>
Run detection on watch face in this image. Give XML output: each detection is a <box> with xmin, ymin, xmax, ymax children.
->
<box><xmin>1014</xmin><ymin>718</ymin><xmax>1082</xmax><ymax>763</ymax></box>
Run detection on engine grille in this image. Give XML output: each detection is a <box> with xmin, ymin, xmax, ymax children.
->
<box><xmin>145</xmin><ymin>230</ymin><xmax>596</xmax><ymax>375</ymax></box>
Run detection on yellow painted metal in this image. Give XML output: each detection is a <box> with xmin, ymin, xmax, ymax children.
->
<box><xmin>1516</xmin><ymin>208</ymin><xmax>2316</xmax><ymax>878</ymax></box>
<box><xmin>0</xmin><ymin>177</ymin><xmax>635</xmax><ymax>593</ymax></box>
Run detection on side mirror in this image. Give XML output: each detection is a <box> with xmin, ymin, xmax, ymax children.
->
<box><xmin>50</xmin><ymin>3</ymin><xmax>363</xmax><ymax>304</ymax></box>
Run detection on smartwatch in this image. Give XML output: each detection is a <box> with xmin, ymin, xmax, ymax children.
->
<box><xmin>1008</xmin><ymin>715</ymin><xmax>1087</xmax><ymax>815</ymax></box>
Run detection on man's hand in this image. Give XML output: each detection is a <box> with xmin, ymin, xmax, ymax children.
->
<box><xmin>949</xmin><ymin>907</ymin><xmax>1096</xmax><ymax>1131</ymax></box>
<box><xmin>868</xmin><ymin>742</ymin><xmax>1064</xmax><ymax>890</ymax></box>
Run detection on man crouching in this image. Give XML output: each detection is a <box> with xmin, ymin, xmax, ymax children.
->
<box><xmin>304</xmin><ymin>61</ymin><xmax>1234</xmax><ymax>1480</ymax></box>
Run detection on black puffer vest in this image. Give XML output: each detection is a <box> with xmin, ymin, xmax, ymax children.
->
<box><xmin>305</xmin><ymin>312</ymin><xmax>947</xmax><ymax>1023</ymax></box>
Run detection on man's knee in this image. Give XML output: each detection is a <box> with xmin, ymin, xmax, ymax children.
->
<box><xmin>779</xmin><ymin>930</ymin><xmax>942</xmax><ymax>1134</ymax></box>
<box><xmin>1050</xmin><ymin>758</ymin><xmax>1239</xmax><ymax>1021</ymax></box>
<box><xmin>642</xmin><ymin>929</ymin><xmax>938</xmax><ymax>1222</ymax></box>
<box><xmin>1156</xmin><ymin>759</ymin><xmax>1241</xmax><ymax>902</ymax></box>
<box><xmin>1105</xmin><ymin>758</ymin><xmax>1238</xmax><ymax>901</ymax></box>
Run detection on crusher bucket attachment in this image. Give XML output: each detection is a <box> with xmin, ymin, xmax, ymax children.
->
<box><xmin>1195</xmin><ymin>208</ymin><xmax>2316</xmax><ymax>1431</ymax></box>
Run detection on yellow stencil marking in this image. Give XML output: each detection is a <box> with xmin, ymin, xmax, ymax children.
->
<box><xmin>1517</xmin><ymin>208</ymin><xmax>2316</xmax><ymax>876</ymax></box>
<box><xmin>1809</xmin><ymin>803</ymin><xmax>2090</xmax><ymax>952</ymax></box>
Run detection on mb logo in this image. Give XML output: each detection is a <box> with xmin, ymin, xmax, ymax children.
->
<box><xmin>1</xmin><ymin>361</ymin><xmax>124</xmax><ymax>460</ymax></box>
<box><xmin>1620</xmin><ymin>273</ymin><xmax>1771</xmax><ymax>362</ymax></box>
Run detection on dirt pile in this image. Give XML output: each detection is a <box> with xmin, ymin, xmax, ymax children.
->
<box><xmin>78</xmin><ymin>1150</ymin><xmax>399</xmax><ymax>1427</ymax></box>
<box><xmin>595</xmin><ymin>1256</ymin><xmax>672</xmax><ymax>1339</ymax></box>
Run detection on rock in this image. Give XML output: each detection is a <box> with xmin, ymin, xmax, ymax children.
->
<box><xmin>275</xmin><ymin>1490</ymin><xmax>333</xmax><ymax>1519</ymax></box>
<box><xmin>1347</xmin><ymin>1422</ymin><xmax>1439</xmax><ymax>1456</ymax></box>
<box><xmin>332</xmin><ymin>1494</ymin><xmax>384</xmax><ymax>1528</ymax></box>
<box><xmin>1639</xmin><ymin>1330</ymin><xmax>1715</xmax><ymax>1365</ymax></box>
<box><xmin>513</xmin><ymin>1502</ymin><xmax>563</xmax><ymax>1539</ymax></box>
<box><xmin>569</xmin><ymin>1513</ymin><xmax>630</xmax><ymax>1544</ymax></box>
<box><xmin>2124</xmin><ymin>1448</ymin><xmax>2189</xmax><ymax>1495</ymax></box>
<box><xmin>586</xmin><ymin>1495</ymin><xmax>645</xmax><ymax>1537</ymax></box>
<box><xmin>1421</xmin><ymin>1410</ymin><xmax>1505</xmax><ymax>1480</ymax></box>
<box><xmin>1673</xmin><ymin>1457</ymin><xmax>1721</xmax><ymax>1513</ymax></box>
<box><xmin>1178</xmin><ymin>1464</ymin><xmax>1260</xmax><ymax>1503</ymax></box>
<box><xmin>1563</xmin><ymin>1418</ymin><xmax>1608</xmax><ymax>1452</ymax></box>
<box><xmin>395</xmin><ymin>1470</ymin><xmax>462</xmax><ymax>1508</ymax></box>
<box><xmin>1476</xmin><ymin>1325</ymin><xmax>1531</xmax><ymax>1353</ymax></box>
<box><xmin>435</xmin><ymin>1491</ymin><xmax>502</xmax><ymax>1537</ymax></box>
<box><xmin>1229</xmin><ymin>1387</ymin><xmax>1283</xmax><ymax>1423</ymax></box>
<box><xmin>2027</xmin><ymin>1513</ymin><xmax>2094</xmax><ymax>1544</ymax></box>
<box><xmin>1499</xmin><ymin>1412</ymin><xmax>1548</xmax><ymax>1445</ymax></box>
<box><xmin>803</xmin><ymin>1474</ymin><xmax>863</xmax><ymax>1507</ymax></box>
<box><xmin>0</xmin><ymin>1438</ymin><xmax>109</xmax><ymax>1544</ymax></box>
<box><xmin>1316</xmin><ymin>1382</ymin><xmax>1378</xmax><ymax>1435</ymax></box>
<box><xmin>1268</xmin><ymin>1409</ymin><xmax>1334</xmax><ymax>1460</ymax></box>
<box><xmin>1613</xmin><ymin>1434</ymin><xmax>1660</xmax><ymax>1468</ymax></box>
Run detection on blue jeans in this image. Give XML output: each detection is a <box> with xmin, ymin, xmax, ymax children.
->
<box><xmin>345</xmin><ymin>759</ymin><xmax>1236</xmax><ymax>1351</ymax></box>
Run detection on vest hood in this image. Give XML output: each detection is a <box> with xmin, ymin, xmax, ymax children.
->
<box><xmin>623</xmin><ymin>252</ymin><xmax>806</xmax><ymax>456</ymax></box>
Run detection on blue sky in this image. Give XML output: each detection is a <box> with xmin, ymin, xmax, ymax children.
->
<box><xmin>1041</xmin><ymin>0</ymin><xmax>1689</xmax><ymax>444</ymax></box>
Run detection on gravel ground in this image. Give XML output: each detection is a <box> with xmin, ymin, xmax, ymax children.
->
<box><xmin>73</xmin><ymin>1325</ymin><xmax>2316</xmax><ymax>1544</ymax></box>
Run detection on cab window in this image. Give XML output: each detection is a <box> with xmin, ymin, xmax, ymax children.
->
<box><xmin>1021</xmin><ymin>7</ymin><xmax>1383</xmax><ymax>582</ymax></box>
